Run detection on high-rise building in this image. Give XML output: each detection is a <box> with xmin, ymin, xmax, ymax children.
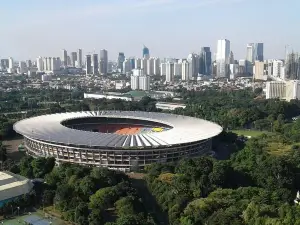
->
<box><xmin>26</xmin><ymin>60</ymin><xmax>32</xmax><ymax>68</ymax></box>
<box><xmin>253</xmin><ymin>43</ymin><xmax>264</xmax><ymax>61</ymax></box>
<box><xmin>285</xmin><ymin>52</ymin><xmax>300</xmax><ymax>80</ymax></box>
<box><xmin>141</xmin><ymin>58</ymin><xmax>147</xmax><ymax>75</ymax></box>
<box><xmin>199</xmin><ymin>47</ymin><xmax>212</xmax><ymax>75</ymax></box>
<box><xmin>18</xmin><ymin>61</ymin><xmax>27</xmax><ymax>74</ymax></box>
<box><xmin>273</xmin><ymin>60</ymin><xmax>284</xmax><ymax>78</ymax></box>
<box><xmin>77</xmin><ymin>49</ymin><xmax>83</xmax><ymax>68</ymax></box>
<box><xmin>129</xmin><ymin>58</ymin><xmax>135</xmax><ymax>70</ymax></box>
<box><xmin>153</xmin><ymin>58</ymin><xmax>160</xmax><ymax>75</ymax></box>
<box><xmin>123</xmin><ymin>58</ymin><xmax>132</xmax><ymax>73</ymax></box>
<box><xmin>147</xmin><ymin>58</ymin><xmax>154</xmax><ymax>75</ymax></box>
<box><xmin>92</xmin><ymin>54</ymin><xmax>99</xmax><ymax>75</ymax></box>
<box><xmin>286</xmin><ymin>80</ymin><xmax>300</xmax><ymax>101</ymax></box>
<box><xmin>37</xmin><ymin>57</ymin><xmax>44</xmax><ymax>72</ymax></box>
<box><xmin>143</xmin><ymin>45</ymin><xmax>150</xmax><ymax>59</ymax></box>
<box><xmin>85</xmin><ymin>55</ymin><xmax>92</xmax><ymax>75</ymax></box>
<box><xmin>71</xmin><ymin>52</ymin><xmax>77</xmax><ymax>67</ymax></box>
<box><xmin>187</xmin><ymin>54</ymin><xmax>197</xmax><ymax>79</ymax></box>
<box><xmin>8</xmin><ymin>57</ymin><xmax>14</xmax><ymax>69</ymax></box>
<box><xmin>166</xmin><ymin>62</ymin><xmax>174</xmax><ymax>82</ymax></box>
<box><xmin>131</xmin><ymin>69</ymin><xmax>150</xmax><ymax>91</ymax></box>
<box><xmin>118</xmin><ymin>52</ymin><xmax>125</xmax><ymax>72</ymax></box>
<box><xmin>0</xmin><ymin>59</ymin><xmax>9</xmax><ymax>70</ymax></box>
<box><xmin>99</xmin><ymin>49</ymin><xmax>108</xmax><ymax>75</ymax></box>
<box><xmin>43</xmin><ymin>57</ymin><xmax>48</xmax><ymax>71</ymax></box>
<box><xmin>47</xmin><ymin>57</ymin><xmax>52</xmax><ymax>71</ymax></box>
<box><xmin>174</xmin><ymin>62</ymin><xmax>182</xmax><ymax>76</ymax></box>
<box><xmin>62</xmin><ymin>49</ymin><xmax>68</xmax><ymax>67</ymax></box>
<box><xmin>229</xmin><ymin>51</ymin><xmax>235</xmax><ymax>64</ymax></box>
<box><xmin>254</xmin><ymin>61</ymin><xmax>265</xmax><ymax>80</ymax></box>
<box><xmin>135</xmin><ymin>58</ymin><xmax>142</xmax><ymax>69</ymax></box>
<box><xmin>139</xmin><ymin>75</ymin><xmax>150</xmax><ymax>91</ymax></box>
<box><xmin>216</xmin><ymin>39</ymin><xmax>230</xmax><ymax>78</ymax></box>
<box><xmin>181</xmin><ymin>60</ymin><xmax>190</xmax><ymax>81</ymax></box>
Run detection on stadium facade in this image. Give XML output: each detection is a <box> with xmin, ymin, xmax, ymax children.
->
<box><xmin>14</xmin><ymin>111</ymin><xmax>222</xmax><ymax>172</ymax></box>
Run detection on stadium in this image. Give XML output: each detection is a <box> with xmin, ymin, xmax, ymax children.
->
<box><xmin>13</xmin><ymin>111</ymin><xmax>222</xmax><ymax>172</ymax></box>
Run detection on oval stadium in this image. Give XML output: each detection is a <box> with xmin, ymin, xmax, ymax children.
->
<box><xmin>13</xmin><ymin>111</ymin><xmax>223</xmax><ymax>172</ymax></box>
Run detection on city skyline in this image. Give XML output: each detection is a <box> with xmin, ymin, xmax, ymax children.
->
<box><xmin>0</xmin><ymin>0</ymin><xmax>299</xmax><ymax>60</ymax></box>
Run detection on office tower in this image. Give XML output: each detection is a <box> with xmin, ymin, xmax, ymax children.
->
<box><xmin>26</xmin><ymin>60</ymin><xmax>32</xmax><ymax>68</ymax></box>
<box><xmin>143</xmin><ymin>45</ymin><xmax>150</xmax><ymax>59</ymax></box>
<box><xmin>50</xmin><ymin>57</ymin><xmax>60</xmax><ymax>71</ymax></box>
<box><xmin>181</xmin><ymin>60</ymin><xmax>190</xmax><ymax>81</ymax></box>
<box><xmin>92</xmin><ymin>54</ymin><xmax>99</xmax><ymax>75</ymax></box>
<box><xmin>160</xmin><ymin>63</ymin><xmax>166</xmax><ymax>76</ymax></box>
<box><xmin>273</xmin><ymin>60</ymin><xmax>284</xmax><ymax>78</ymax></box>
<box><xmin>267</xmin><ymin>60</ymin><xmax>273</xmax><ymax>76</ymax></box>
<box><xmin>229</xmin><ymin>64</ymin><xmax>239</xmax><ymax>79</ymax></box>
<box><xmin>135</xmin><ymin>58</ymin><xmax>142</xmax><ymax>69</ymax></box>
<box><xmin>229</xmin><ymin>51</ymin><xmax>235</xmax><ymax>64</ymax></box>
<box><xmin>85</xmin><ymin>55</ymin><xmax>92</xmax><ymax>75</ymax></box>
<box><xmin>71</xmin><ymin>52</ymin><xmax>77</xmax><ymax>67</ymax></box>
<box><xmin>199</xmin><ymin>47</ymin><xmax>212</xmax><ymax>75</ymax></box>
<box><xmin>123</xmin><ymin>58</ymin><xmax>131</xmax><ymax>73</ymax></box>
<box><xmin>266</xmin><ymin>81</ymin><xmax>286</xmax><ymax>99</ymax></box>
<box><xmin>99</xmin><ymin>49</ymin><xmax>108</xmax><ymax>75</ymax></box>
<box><xmin>153</xmin><ymin>58</ymin><xmax>160</xmax><ymax>75</ymax></box>
<box><xmin>166</xmin><ymin>62</ymin><xmax>174</xmax><ymax>82</ymax></box>
<box><xmin>129</xmin><ymin>58</ymin><xmax>135</xmax><ymax>70</ymax></box>
<box><xmin>118</xmin><ymin>52</ymin><xmax>125</xmax><ymax>71</ymax></box>
<box><xmin>47</xmin><ymin>57</ymin><xmax>52</xmax><ymax>71</ymax></box>
<box><xmin>77</xmin><ymin>49</ymin><xmax>83</xmax><ymax>68</ymax></box>
<box><xmin>8</xmin><ymin>57</ymin><xmax>14</xmax><ymax>69</ymax></box>
<box><xmin>216</xmin><ymin>39</ymin><xmax>230</xmax><ymax>78</ymax></box>
<box><xmin>19</xmin><ymin>61</ymin><xmax>27</xmax><ymax>74</ymax></box>
<box><xmin>37</xmin><ymin>57</ymin><xmax>44</xmax><ymax>71</ymax></box>
<box><xmin>43</xmin><ymin>57</ymin><xmax>48</xmax><ymax>71</ymax></box>
<box><xmin>285</xmin><ymin>52</ymin><xmax>300</xmax><ymax>80</ymax></box>
<box><xmin>0</xmin><ymin>59</ymin><xmax>9</xmax><ymax>70</ymax></box>
<box><xmin>174</xmin><ymin>62</ymin><xmax>182</xmax><ymax>76</ymax></box>
<box><xmin>141</xmin><ymin>58</ymin><xmax>147</xmax><ymax>75</ymax></box>
<box><xmin>254</xmin><ymin>43</ymin><xmax>264</xmax><ymax>61</ymax></box>
<box><xmin>187</xmin><ymin>54</ymin><xmax>197</xmax><ymax>79</ymax></box>
<box><xmin>62</xmin><ymin>49</ymin><xmax>68</xmax><ymax>67</ymax></box>
<box><xmin>131</xmin><ymin>74</ymin><xmax>140</xmax><ymax>90</ymax></box>
<box><xmin>147</xmin><ymin>58</ymin><xmax>154</xmax><ymax>75</ymax></box>
<box><xmin>254</xmin><ymin>61</ymin><xmax>265</xmax><ymax>80</ymax></box>
<box><xmin>139</xmin><ymin>75</ymin><xmax>150</xmax><ymax>91</ymax></box>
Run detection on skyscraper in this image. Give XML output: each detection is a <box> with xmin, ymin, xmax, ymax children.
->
<box><xmin>77</xmin><ymin>49</ymin><xmax>83</xmax><ymax>68</ymax></box>
<box><xmin>153</xmin><ymin>58</ymin><xmax>160</xmax><ymax>76</ymax></box>
<box><xmin>37</xmin><ymin>57</ymin><xmax>44</xmax><ymax>71</ymax></box>
<box><xmin>92</xmin><ymin>54</ymin><xmax>99</xmax><ymax>75</ymax></box>
<box><xmin>143</xmin><ymin>45</ymin><xmax>150</xmax><ymax>59</ymax></box>
<box><xmin>71</xmin><ymin>52</ymin><xmax>77</xmax><ymax>67</ymax></box>
<box><xmin>166</xmin><ymin>62</ymin><xmax>174</xmax><ymax>82</ymax></box>
<box><xmin>99</xmin><ymin>49</ymin><xmax>108</xmax><ymax>75</ymax></box>
<box><xmin>253</xmin><ymin>43</ymin><xmax>264</xmax><ymax>61</ymax></box>
<box><xmin>216</xmin><ymin>39</ymin><xmax>230</xmax><ymax>78</ymax></box>
<box><xmin>85</xmin><ymin>55</ymin><xmax>92</xmax><ymax>75</ymax></box>
<box><xmin>187</xmin><ymin>54</ymin><xmax>197</xmax><ymax>79</ymax></box>
<box><xmin>199</xmin><ymin>47</ymin><xmax>212</xmax><ymax>75</ymax></box>
<box><xmin>147</xmin><ymin>58</ymin><xmax>154</xmax><ymax>75</ymax></box>
<box><xmin>62</xmin><ymin>49</ymin><xmax>68</xmax><ymax>67</ymax></box>
<box><xmin>285</xmin><ymin>52</ymin><xmax>300</xmax><ymax>80</ymax></box>
<box><xmin>8</xmin><ymin>57</ymin><xmax>14</xmax><ymax>69</ymax></box>
<box><xmin>117</xmin><ymin>53</ymin><xmax>125</xmax><ymax>72</ymax></box>
<box><xmin>181</xmin><ymin>60</ymin><xmax>190</xmax><ymax>81</ymax></box>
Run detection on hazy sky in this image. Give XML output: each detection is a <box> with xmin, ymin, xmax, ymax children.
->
<box><xmin>1</xmin><ymin>0</ymin><xmax>299</xmax><ymax>60</ymax></box>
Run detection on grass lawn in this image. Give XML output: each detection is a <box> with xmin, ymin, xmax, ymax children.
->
<box><xmin>231</xmin><ymin>130</ymin><xmax>272</xmax><ymax>138</ymax></box>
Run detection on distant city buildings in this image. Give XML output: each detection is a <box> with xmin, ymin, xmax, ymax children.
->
<box><xmin>85</xmin><ymin>55</ymin><xmax>92</xmax><ymax>75</ymax></box>
<box><xmin>143</xmin><ymin>45</ymin><xmax>150</xmax><ymax>59</ymax></box>
<box><xmin>199</xmin><ymin>47</ymin><xmax>212</xmax><ymax>76</ymax></box>
<box><xmin>266</xmin><ymin>80</ymin><xmax>300</xmax><ymax>101</ymax></box>
<box><xmin>62</xmin><ymin>49</ymin><xmax>68</xmax><ymax>67</ymax></box>
<box><xmin>77</xmin><ymin>49</ymin><xmax>83</xmax><ymax>68</ymax></box>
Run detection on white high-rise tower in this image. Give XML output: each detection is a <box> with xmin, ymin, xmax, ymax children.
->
<box><xmin>216</xmin><ymin>39</ymin><xmax>230</xmax><ymax>78</ymax></box>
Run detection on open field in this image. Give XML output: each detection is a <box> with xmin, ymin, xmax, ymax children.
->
<box><xmin>231</xmin><ymin>130</ymin><xmax>272</xmax><ymax>138</ymax></box>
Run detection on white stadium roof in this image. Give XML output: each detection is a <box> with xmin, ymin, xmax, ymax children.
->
<box><xmin>13</xmin><ymin>111</ymin><xmax>223</xmax><ymax>148</ymax></box>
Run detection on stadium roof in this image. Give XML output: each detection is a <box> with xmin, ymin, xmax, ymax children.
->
<box><xmin>14</xmin><ymin>111</ymin><xmax>223</xmax><ymax>148</ymax></box>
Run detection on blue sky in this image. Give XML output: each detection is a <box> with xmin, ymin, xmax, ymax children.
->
<box><xmin>0</xmin><ymin>0</ymin><xmax>299</xmax><ymax>60</ymax></box>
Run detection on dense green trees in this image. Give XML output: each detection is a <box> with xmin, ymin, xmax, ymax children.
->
<box><xmin>146</xmin><ymin>133</ymin><xmax>300</xmax><ymax>225</ymax></box>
